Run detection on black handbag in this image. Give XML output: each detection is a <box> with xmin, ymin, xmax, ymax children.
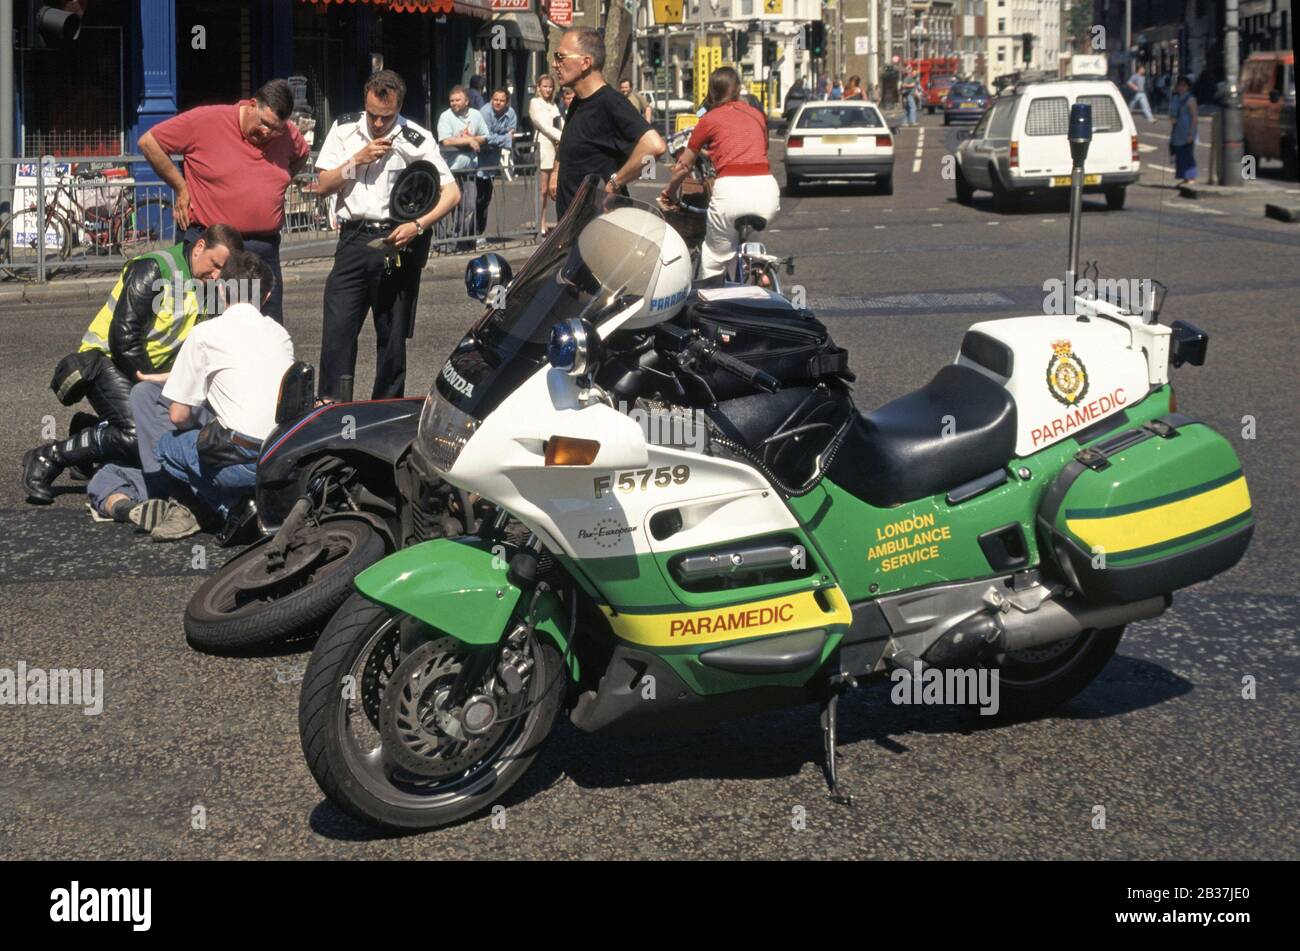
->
<box><xmin>196</xmin><ymin>420</ymin><xmax>255</xmax><ymax>470</ymax></box>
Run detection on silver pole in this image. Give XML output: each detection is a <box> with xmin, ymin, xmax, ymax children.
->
<box><xmin>1220</xmin><ymin>0</ymin><xmax>1243</xmax><ymax>186</ymax></box>
<box><xmin>0</xmin><ymin>0</ymin><xmax>14</xmax><ymax>217</ymax></box>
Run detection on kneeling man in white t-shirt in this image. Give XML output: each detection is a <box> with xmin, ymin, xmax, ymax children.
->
<box><xmin>151</xmin><ymin>251</ymin><xmax>295</xmax><ymax>541</ymax></box>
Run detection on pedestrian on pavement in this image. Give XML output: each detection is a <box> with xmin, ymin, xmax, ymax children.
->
<box><xmin>783</xmin><ymin>77</ymin><xmax>808</xmax><ymax>124</ymax></box>
<box><xmin>559</xmin><ymin>86</ymin><xmax>577</xmax><ymax>120</ymax></box>
<box><xmin>530</xmin><ymin>75</ymin><xmax>563</xmax><ymax>234</ymax></box>
<box><xmin>1169</xmin><ymin>75</ymin><xmax>1199</xmax><ymax>184</ymax></box>
<box><xmin>900</xmin><ymin>68</ymin><xmax>920</xmax><ymax>125</ymax></box>
<box><xmin>830</xmin><ymin>79</ymin><xmax>844</xmax><ymax>100</ymax></box>
<box><xmin>476</xmin><ymin>88</ymin><xmax>518</xmax><ymax>245</ymax></box>
<box><xmin>150</xmin><ymin>252</ymin><xmax>294</xmax><ymax>542</ymax></box>
<box><xmin>549</xmin><ymin>26</ymin><xmax>667</xmax><ymax>219</ymax></box>
<box><xmin>1127</xmin><ymin>65</ymin><xmax>1154</xmax><ymax>122</ymax></box>
<box><xmin>138</xmin><ymin>79</ymin><xmax>308</xmax><ymax>324</ymax></box>
<box><xmin>843</xmin><ymin>75</ymin><xmax>868</xmax><ymax>101</ymax></box>
<box><xmin>437</xmin><ymin>85</ymin><xmax>489</xmax><ymax>246</ymax></box>
<box><xmin>660</xmin><ymin>67</ymin><xmax>779</xmax><ymax>284</ymax></box>
<box><xmin>21</xmin><ymin>225</ymin><xmax>242</xmax><ymax>505</ymax></box>
<box><xmin>313</xmin><ymin>69</ymin><xmax>460</xmax><ymax>401</ymax></box>
<box><xmin>467</xmin><ymin>75</ymin><xmax>487</xmax><ymax>110</ymax></box>
<box><xmin>618</xmin><ymin>78</ymin><xmax>655</xmax><ymax>123</ymax></box>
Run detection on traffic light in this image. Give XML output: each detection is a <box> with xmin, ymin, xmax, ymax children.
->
<box><xmin>1022</xmin><ymin>32</ymin><xmax>1034</xmax><ymax>66</ymax></box>
<box><xmin>650</xmin><ymin>40</ymin><xmax>664</xmax><ymax>69</ymax></box>
<box><xmin>26</xmin><ymin>1</ymin><xmax>83</xmax><ymax>50</ymax></box>
<box><xmin>803</xmin><ymin>21</ymin><xmax>826</xmax><ymax>59</ymax></box>
<box><xmin>736</xmin><ymin>31</ymin><xmax>750</xmax><ymax>59</ymax></box>
<box><xmin>763</xmin><ymin>38</ymin><xmax>778</xmax><ymax>66</ymax></box>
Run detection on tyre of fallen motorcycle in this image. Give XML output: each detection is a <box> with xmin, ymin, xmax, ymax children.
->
<box><xmin>183</xmin><ymin>515</ymin><xmax>385</xmax><ymax>653</ymax></box>
<box><xmin>299</xmin><ymin>592</ymin><xmax>565</xmax><ymax>832</ymax></box>
<box><xmin>993</xmin><ymin>625</ymin><xmax>1126</xmax><ymax>720</ymax></box>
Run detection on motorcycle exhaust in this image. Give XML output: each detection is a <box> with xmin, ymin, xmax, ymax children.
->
<box><xmin>996</xmin><ymin>593</ymin><xmax>1168</xmax><ymax>652</ymax></box>
<box><xmin>918</xmin><ymin>592</ymin><xmax>1169</xmax><ymax>668</ymax></box>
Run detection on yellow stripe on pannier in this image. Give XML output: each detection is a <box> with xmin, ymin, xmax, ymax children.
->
<box><xmin>1065</xmin><ymin>476</ymin><xmax>1251</xmax><ymax>555</ymax></box>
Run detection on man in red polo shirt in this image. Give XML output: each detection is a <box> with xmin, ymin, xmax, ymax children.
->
<box><xmin>138</xmin><ymin>79</ymin><xmax>309</xmax><ymax>324</ymax></box>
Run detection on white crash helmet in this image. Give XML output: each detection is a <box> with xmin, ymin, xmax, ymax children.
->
<box><xmin>575</xmin><ymin>204</ymin><xmax>692</xmax><ymax>332</ymax></box>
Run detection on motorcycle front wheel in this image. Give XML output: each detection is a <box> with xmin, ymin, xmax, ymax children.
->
<box><xmin>184</xmin><ymin>514</ymin><xmax>384</xmax><ymax>653</ymax></box>
<box><xmin>298</xmin><ymin>592</ymin><xmax>565</xmax><ymax>832</ymax></box>
<box><xmin>993</xmin><ymin>625</ymin><xmax>1126</xmax><ymax>719</ymax></box>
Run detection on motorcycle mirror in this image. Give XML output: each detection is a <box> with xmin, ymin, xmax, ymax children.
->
<box><xmin>465</xmin><ymin>253</ymin><xmax>513</xmax><ymax>303</ymax></box>
<box><xmin>548</xmin><ymin>318</ymin><xmax>601</xmax><ymax>377</ymax></box>
<box><xmin>1169</xmin><ymin>319</ymin><xmax>1209</xmax><ymax>367</ymax></box>
<box><xmin>275</xmin><ymin>361</ymin><xmax>317</xmax><ymax>425</ymax></box>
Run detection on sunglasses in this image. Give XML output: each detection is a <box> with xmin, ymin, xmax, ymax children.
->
<box><xmin>552</xmin><ymin>52</ymin><xmax>587</xmax><ymax>64</ymax></box>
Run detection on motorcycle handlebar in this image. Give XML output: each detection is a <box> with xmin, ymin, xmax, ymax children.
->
<box><xmin>708</xmin><ymin>348</ymin><xmax>782</xmax><ymax>394</ymax></box>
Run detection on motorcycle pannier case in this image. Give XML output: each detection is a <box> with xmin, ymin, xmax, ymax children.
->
<box><xmin>1037</xmin><ymin>415</ymin><xmax>1253</xmax><ymax>604</ymax></box>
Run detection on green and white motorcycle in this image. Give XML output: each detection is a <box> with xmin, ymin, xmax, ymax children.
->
<box><xmin>298</xmin><ymin>177</ymin><xmax>1253</xmax><ymax>831</ymax></box>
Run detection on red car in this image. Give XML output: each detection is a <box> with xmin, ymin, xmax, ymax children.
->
<box><xmin>925</xmin><ymin>75</ymin><xmax>955</xmax><ymax>114</ymax></box>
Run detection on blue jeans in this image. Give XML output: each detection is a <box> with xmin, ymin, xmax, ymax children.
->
<box><xmin>904</xmin><ymin>96</ymin><xmax>917</xmax><ymax>125</ymax></box>
<box><xmin>156</xmin><ymin>427</ymin><xmax>257</xmax><ymax>519</ymax></box>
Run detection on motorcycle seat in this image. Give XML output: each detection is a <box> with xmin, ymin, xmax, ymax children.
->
<box><xmin>828</xmin><ymin>364</ymin><xmax>1017</xmax><ymax>507</ymax></box>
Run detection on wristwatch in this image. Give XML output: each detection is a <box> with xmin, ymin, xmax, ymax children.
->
<box><xmin>414</xmin><ymin>221</ymin><xmax>425</xmax><ymax>236</ymax></box>
<box><xmin>608</xmin><ymin>173</ymin><xmax>621</xmax><ymax>189</ymax></box>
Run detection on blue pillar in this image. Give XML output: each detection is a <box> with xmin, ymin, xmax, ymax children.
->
<box><xmin>129</xmin><ymin>0</ymin><xmax>177</xmax><ymax>174</ymax></box>
<box><xmin>129</xmin><ymin>0</ymin><xmax>177</xmax><ymax>234</ymax></box>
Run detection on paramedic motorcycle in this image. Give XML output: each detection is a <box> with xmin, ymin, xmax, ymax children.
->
<box><xmin>297</xmin><ymin>179</ymin><xmax>1252</xmax><ymax>831</ymax></box>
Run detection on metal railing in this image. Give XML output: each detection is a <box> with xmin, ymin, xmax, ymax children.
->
<box><xmin>1</xmin><ymin>148</ymin><xmax>544</xmax><ymax>282</ymax></box>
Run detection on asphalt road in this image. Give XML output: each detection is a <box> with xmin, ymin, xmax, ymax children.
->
<box><xmin>1</xmin><ymin>114</ymin><xmax>1297</xmax><ymax>859</ymax></box>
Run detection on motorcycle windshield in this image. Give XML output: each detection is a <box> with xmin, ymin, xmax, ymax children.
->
<box><xmin>470</xmin><ymin>178</ymin><xmax>667</xmax><ymax>363</ymax></box>
<box><xmin>427</xmin><ymin>176</ymin><xmax>667</xmax><ymax>427</ymax></box>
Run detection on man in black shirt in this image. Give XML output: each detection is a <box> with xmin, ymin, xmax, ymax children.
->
<box><xmin>549</xmin><ymin>27</ymin><xmax>667</xmax><ymax>218</ymax></box>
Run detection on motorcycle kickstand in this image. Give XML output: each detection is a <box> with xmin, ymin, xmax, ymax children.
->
<box><xmin>820</xmin><ymin>675</ymin><xmax>857</xmax><ymax>806</ymax></box>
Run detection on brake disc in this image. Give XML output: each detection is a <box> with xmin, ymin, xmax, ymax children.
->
<box><xmin>377</xmin><ymin>637</ymin><xmax>530</xmax><ymax>780</ymax></box>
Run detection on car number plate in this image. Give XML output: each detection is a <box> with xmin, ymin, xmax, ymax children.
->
<box><xmin>823</xmin><ymin>135</ymin><xmax>857</xmax><ymax>144</ymax></box>
<box><xmin>960</xmin><ymin>103</ymin><xmax>978</xmax><ymax>108</ymax></box>
<box><xmin>1051</xmin><ymin>174</ymin><xmax>1102</xmax><ymax>186</ymax></box>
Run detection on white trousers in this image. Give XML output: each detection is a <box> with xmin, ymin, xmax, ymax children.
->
<box><xmin>700</xmin><ymin>174</ymin><xmax>781</xmax><ymax>279</ymax></box>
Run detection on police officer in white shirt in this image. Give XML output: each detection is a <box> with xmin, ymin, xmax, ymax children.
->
<box><xmin>313</xmin><ymin>70</ymin><xmax>460</xmax><ymax>401</ymax></box>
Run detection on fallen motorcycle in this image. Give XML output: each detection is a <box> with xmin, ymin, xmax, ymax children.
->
<box><xmin>296</xmin><ymin>164</ymin><xmax>1252</xmax><ymax>832</ymax></box>
<box><xmin>183</xmin><ymin>366</ymin><xmax>482</xmax><ymax>653</ymax></box>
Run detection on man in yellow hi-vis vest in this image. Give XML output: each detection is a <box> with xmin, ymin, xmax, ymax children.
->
<box><xmin>21</xmin><ymin>224</ymin><xmax>243</xmax><ymax>504</ymax></box>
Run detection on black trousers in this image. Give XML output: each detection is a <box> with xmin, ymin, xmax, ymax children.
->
<box><xmin>319</xmin><ymin>227</ymin><xmax>430</xmax><ymax>401</ymax></box>
<box><xmin>47</xmin><ymin>350</ymin><xmax>138</xmax><ymax>464</ymax></box>
<box><xmin>474</xmin><ymin>174</ymin><xmax>495</xmax><ymax>236</ymax></box>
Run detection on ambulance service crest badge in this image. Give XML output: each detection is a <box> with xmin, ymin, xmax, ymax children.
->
<box><xmin>1046</xmin><ymin>339</ymin><xmax>1089</xmax><ymax>406</ymax></box>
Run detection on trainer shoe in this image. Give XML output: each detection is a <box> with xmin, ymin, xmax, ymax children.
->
<box><xmin>128</xmin><ymin>498</ymin><xmax>170</xmax><ymax>532</ymax></box>
<box><xmin>151</xmin><ymin>500</ymin><xmax>201</xmax><ymax>542</ymax></box>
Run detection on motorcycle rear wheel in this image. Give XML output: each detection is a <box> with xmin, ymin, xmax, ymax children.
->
<box><xmin>299</xmin><ymin>592</ymin><xmax>564</xmax><ymax>832</ymax></box>
<box><xmin>993</xmin><ymin>625</ymin><xmax>1125</xmax><ymax>719</ymax></box>
<box><xmin>184</xmin><ymin>514</ymin><xmax>384</xmax><ymax>653</ymax></box>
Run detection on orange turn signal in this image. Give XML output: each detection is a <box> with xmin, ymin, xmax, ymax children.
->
<box><xmin>544</xmin><ymin>436</ymin><xmax>601</xmax><ymax>466</ymax></box>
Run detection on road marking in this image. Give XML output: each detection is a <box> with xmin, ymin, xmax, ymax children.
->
<box><xmin>769</xmin><ymin>228</ymin><xmax>782</xmax><ymax>233</ymax></box>
<box><xmin>926</xmin><ymin>206</ymin><xmax>939</xmax><ymax>211</ymax></box>
<box><xmin>1165</xmin><ymin>201</ymin><xmax>1226</xmax><ymax>215</ymax></box>
<box><xmin>815</xmin><ymin>290</ymin><xmax>1016</xmax><ymax>312</ymax></box>
<box><xmin>987</xmin><ymin>220</ymin><xmax>1000</xmax><ymax>225</ymax></box>
<box><xmin>913</xmin><ymin>127</ymin><xmax>924</xmax><ymax>173</ymax></box>
<box><xmin>1139</xmin><ymin>143</ymin><xmax>1157</xmax><ymax>153</ymax></box>
<box><xmin>1041</xmin><ymin>218</ymin><xmax>1057</xmax><ymax>223</ymax></box>
<box><xmin>817</xmin><ymin>226</ymin><xmax>830</xmax><ymax>231</ymax></box>
<box><xmin>931</xmin><ymin>222</ymin><xmax>943</xmax><ymax>227</ymax></box>
<box><xmin>873</xmin><ymin>225</ymin><xmax>886</xmax><ymax>229</ymax></box>
<box><xmin>1146</xmin><ymin>163</ymin><xmax>1175</xmax><ymax>173</ymax></box>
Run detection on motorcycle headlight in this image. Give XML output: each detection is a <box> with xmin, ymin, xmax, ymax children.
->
<box><xmin>417</xmin><ymin>389</ymin><xmax>480</xmax><ymax>473</ymax></box>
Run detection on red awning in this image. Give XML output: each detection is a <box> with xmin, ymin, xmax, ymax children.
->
<box><xmin>298</xmin><ymin>0</ymin><xmax>493</xmax><ymax>21</ymax></box>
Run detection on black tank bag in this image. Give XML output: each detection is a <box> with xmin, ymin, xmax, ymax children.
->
<box><xmin>681</xmin><ymin>297</ymin><xmax>854</xmax><ymax>400</ymax></box>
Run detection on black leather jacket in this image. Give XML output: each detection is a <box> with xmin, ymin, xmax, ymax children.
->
<box><xmin>106</xmin><ymin>254</ymin><xmax>170</xmax><ymax>378</ymax></box>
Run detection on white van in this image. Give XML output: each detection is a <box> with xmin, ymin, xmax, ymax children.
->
<box><xmin>954</xmin><ymin>79</ymin><xmax>1140</xmax><ymax>211</ymax></box>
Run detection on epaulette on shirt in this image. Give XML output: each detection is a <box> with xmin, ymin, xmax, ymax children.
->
<box><xmin>400</xmin><ymin>126</ymin><xmax>426</xmax><ymax>147</ymax></box>
<box><xmin>337</xmin><ymin>113</ymin><xmax>360</xmax><ymax>125</ymax></box>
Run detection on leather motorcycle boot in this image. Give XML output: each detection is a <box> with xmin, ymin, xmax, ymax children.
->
<box><xmin>21</xmin><ymin>444</ymin><xmax>63</xmax><ymax>504</ymax></box>
<box><xmin>65</xmin><ymin>412</ymin><xmax>101</xmax><ymax>481</ymax></box>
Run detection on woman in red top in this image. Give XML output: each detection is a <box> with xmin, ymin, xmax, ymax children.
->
<box><xmin>660</xmin><ymin>67</ymin><xmax>780</xmax><ymax>282</ymax></box>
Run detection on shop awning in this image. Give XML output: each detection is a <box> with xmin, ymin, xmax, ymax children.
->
<box><xmin>298</xmin><ymin>0</ymin><xmax>494</xmax><ymax>21</ymax></box>
<box><xmin>478</xmin><ymin>13</ymin><xmax>547</xmax><ymax>51</ymax></box>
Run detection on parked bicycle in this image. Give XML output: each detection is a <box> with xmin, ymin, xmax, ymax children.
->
<box><xmin>0</xmin><ymin>166</ymin><xmax>173</xmax><ymax>280</ymax></box>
